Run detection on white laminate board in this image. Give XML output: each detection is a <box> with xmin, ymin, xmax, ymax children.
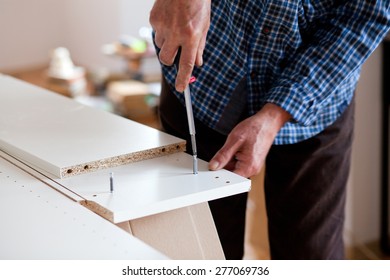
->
<box><xmin>0</xmin><ymin>155</ymin><xmax>168</xmax><ymax>260</ymax></box>
<box><xmin>0</xmin><ymin>150</ymin><xmax>84</xmax><ymax>202</ymax></box>
<box><xmin>54</xmin><ymin>152</ymin><xmax>251</xmax><ymax>223</ymax></box>
<box><xmin>0</xmin><ymin>74</ymin><xmax>185</xmax><ymax>178</ymax></box>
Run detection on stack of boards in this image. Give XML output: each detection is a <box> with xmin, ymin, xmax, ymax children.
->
<box><xmin>0</xmin><ymin>74</ymin><xmax>251</xmax><ymax>223</ymax></box>
<box><xmin>0</xmin><ymin>74</ymin><xmax>186</xmax><ymax>178</ymax></box>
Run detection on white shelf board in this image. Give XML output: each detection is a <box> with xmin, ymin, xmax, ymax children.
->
<box><xmin>0</xmin><ymin>74</ymin><xmax>185</xmax><ymax>178</ymax></box>
<box><xmin>0</xmin><ymin>154</ymin><xmax>167</xmax><ymax>260</ymax></box>
<box><xmin>54</xmin><ymin>152</ymin><xmax>251</xmax><ymax>223</ymax></box>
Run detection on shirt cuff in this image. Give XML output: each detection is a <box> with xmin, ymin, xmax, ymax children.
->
<box><xmin>265</xmin><ymin>80</ymin><xmax>319</xmax><ymax>126</ymax></box>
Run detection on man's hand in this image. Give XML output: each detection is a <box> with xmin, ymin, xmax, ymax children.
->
<box><xmin>150</xmin><ymin>0</ymin><xmax>211</xmax><ymax>92</ymax></box>
<box><xmin>209</xmin><ymin>103</ymin><xmax>291</xmax><ymax>178</ymax></box>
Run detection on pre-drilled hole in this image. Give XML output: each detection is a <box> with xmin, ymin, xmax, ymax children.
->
<box><xmin>67</xmin><ymin>169</ymin><xmax>73</xmax><ymax>174</ymax></box>
<box><xmin>162</xmin><ymin>148</ymin><xmax>166</xmax><ymax>152</ymax></box>
<box><xmin>226</xmin><ymin>181</ymin><xmax>230</xmax><ymax>184</ymax></box>
<box><xmin>84</xmin><ymin>165</ymin><xmax>89</xmax><ymax>170</ymax></box>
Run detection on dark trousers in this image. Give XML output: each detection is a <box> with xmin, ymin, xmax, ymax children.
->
<box><xmin>265</xmin><ymin>98</ymin><xmax>354</xmax><ymax>259</ymax></box>
<box><xmin>159</xmin><ymin>78</ymin><xmax>354</xmax><ymax>260</ymax></box>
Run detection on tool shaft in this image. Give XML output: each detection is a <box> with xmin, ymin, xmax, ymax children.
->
<box><xmin>174</xmin><ymin>51</ymin><xmax>198</xmax><ymax>175</ymax></box>
<box><xmin>191</xmin><ymin>135</ymin><xmax>198</xmax><ymax>174</ymax></box>
<box><xmin>184</xmin><ymin>87</ymin><xmax>196</xmax><ymax>135</ymax></box>
<box><xmin>184</xmin><ymin>86</ymin><xmax>198</xmax><ymax>174</ymax></box>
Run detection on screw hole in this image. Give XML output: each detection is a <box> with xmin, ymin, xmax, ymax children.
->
<box><xmin>226</xmin><ymin>181</ymin><xmax>230</xmax><ymax>184</ymax></box>
<box><xmin>84</xmin><ymin>165</ymin><xmax>89</xmax><ymax>170</ymax></box>
<box><xmin>67</xmin><ymin>169</ymin><xmax>73</xmax><ymax>174</ymax></box>
<box><xmin>162</xmin><ymin>148</ymin><xmax>166</xmax><ymax>152</ymax></box>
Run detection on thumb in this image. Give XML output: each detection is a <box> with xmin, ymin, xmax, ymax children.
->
<box><xmin>209</xmin><ymin>136</ymin><xmax>242</xmax><ymax>171</ymax></box>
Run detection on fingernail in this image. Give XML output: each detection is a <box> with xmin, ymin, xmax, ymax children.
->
<box><xmin>209</xmin><ymin>160</ymin><xmax>219</xmax><ymax>170</ymax></box>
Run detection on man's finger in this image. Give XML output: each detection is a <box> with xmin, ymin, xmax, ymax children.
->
<box><xmin>154</xmin><ymin>32</ymin><xmax>164</xmax><ymax>49</ymax></box>
<box><xmin>195</xmin><ymin>33</ymin><xmax>207</xmax><ymax>66</ymax></box>
<box><xmin>175</xmin><ymin>46</ymin><xmax>197</xmax><ymax>92</ymax></box>
<box><xmin>209</xmin><ymin>135</ymin><xmax>243</xmax><ymax>171</ymax></box>
<box><xmin>158</xmin><ymin>43</ymin><xmax>179</xmax><ymax>66</ymax></box>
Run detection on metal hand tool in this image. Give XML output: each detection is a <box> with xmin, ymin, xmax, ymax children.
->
<box><xmin>183</xmin><ymin>76</ymin><xmax>198</xmax><ymax>174</ymax></box>
<box><xmin>174</xmin><ymin>51</ymin><xmax>198</xmax><ymax>174</ymax></box>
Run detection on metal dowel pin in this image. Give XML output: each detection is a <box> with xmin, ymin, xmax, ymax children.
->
<box><xmin>110</xmin><ymin>172</ymin><xmax>114</xmax><ymax>193</ymax></box>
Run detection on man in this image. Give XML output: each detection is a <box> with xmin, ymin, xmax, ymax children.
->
<box><xmin>150</xmin><ymin>0</ymin><xmax>390</xmax><ymax>259</ymax></box>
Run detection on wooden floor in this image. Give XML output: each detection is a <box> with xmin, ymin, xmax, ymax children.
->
<box><xmin>347</xmin><ymin>241</ymin><xmax>390</xmax><ymax>260</ymax></box>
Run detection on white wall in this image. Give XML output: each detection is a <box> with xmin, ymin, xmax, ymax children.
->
<box><xmin>345</xmin><ymin>44</ymin><xmax>383</xmax><ymax>246</ymax></box>
<box><xmin>120</xmin><ymin>0</ymin><xmax>153</xmax><ymax>36</ymax></box>
<box><xmin>0</xmin><ymin>0</ymin><xmax>66</xmax><ymax>71</ymax></box>
<box><xmin>61</xmin><ymin>0</ymin><xmax>122</xmax><ymax>72</ymax></box>
<box><xmin>0</xmin><ymin>0</ymin><xmax>157</xmax><ymax>73</ymax></box>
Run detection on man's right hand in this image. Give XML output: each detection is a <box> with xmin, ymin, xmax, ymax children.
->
<box><xmin>150</xmin><ymin>0</ymin><xmax>211</xmax><ymax>92</ymax></box>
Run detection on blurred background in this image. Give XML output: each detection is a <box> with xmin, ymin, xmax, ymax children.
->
<box><xmin>0</xmin><ymin>0</ymin><xmax>388</xmax><ymax>260</ymax></box>
<box><xmin>0</xmin><ymin>0</ymin><xmax>159</xmax><ymax>75</ymax></box>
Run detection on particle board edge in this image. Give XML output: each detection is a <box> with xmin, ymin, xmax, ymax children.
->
<box><xmin>60</xmin><ymin>142</ymin><xmax>186</xmax><ymax>178</ymax></box>
<box><xmin>80</xmin><ymin>200</ymin><xmax>115</xmax><ymax>222</ymax></box>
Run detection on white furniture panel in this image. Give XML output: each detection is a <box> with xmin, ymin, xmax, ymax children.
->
<box><xmin>0</xmin><ymin>75</ymin><xmax>251</xmax><ymax>259</ymax></box>
<box><xmin>0</xmin><ymin>74</ymin><xmax>185</xmax><ymax>178</ymax></box>
<box><xmin>0</xmin><ymin>155</ymin><xmax>167</xmax><ymax>260</ymax></box>
<box><xmin>53</xmin><ymin>152</ymin><xmax>251</xmax><ymax>223</ymax></box>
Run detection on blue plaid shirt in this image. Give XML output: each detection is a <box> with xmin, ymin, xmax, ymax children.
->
<box><xmin>159</xmin><ymin>0</ymin><xmax>390</xmax><ymax>144</ymax></box>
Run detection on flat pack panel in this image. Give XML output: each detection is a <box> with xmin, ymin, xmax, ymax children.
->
<box><xmin>0</xmin><ymin>155</ymin><xmax>167</xmax><ymax>259</ymax></box>
<box><xmin>54</xmin><ymin>152</ymin><xmax>251</xmax><ymax>223</ymax></box>
<box><xmin>0</xmin><ymin>74</ymin><xmax>185</xmax><ymax>178</ymax></box>
<box><xmin>129</xmin><ymin>203</ymin><xmax>225</xmax><ymax>260</ymax></box>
